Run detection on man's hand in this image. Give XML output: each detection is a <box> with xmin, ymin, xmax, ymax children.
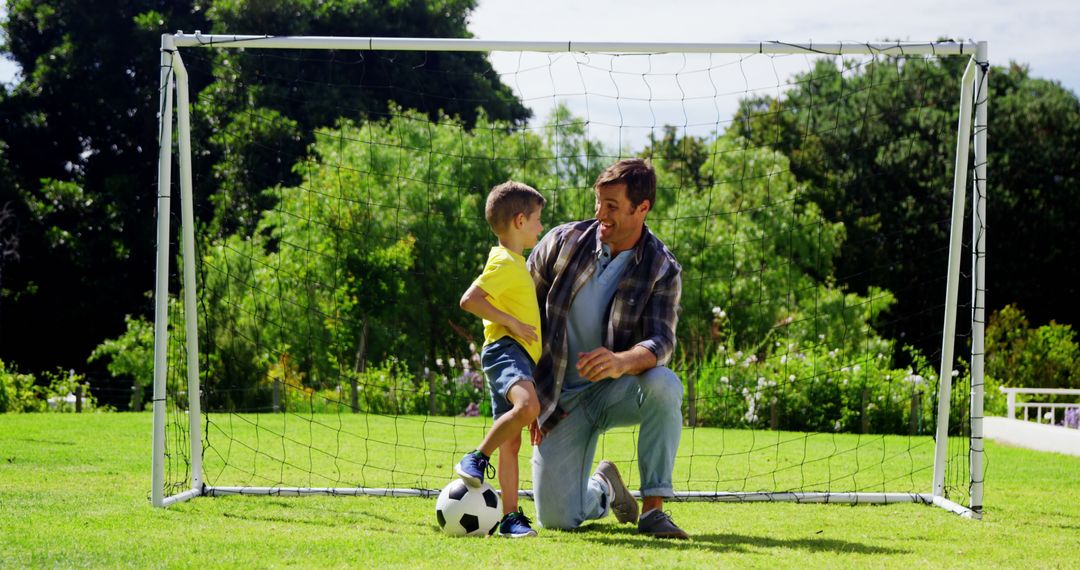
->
<box><xmin>576</xmin><ymin>347</ymin><xmax>624</xmax><ymax>382</ymax></box>
<box><xmin>507</xmin><ymin>318</ymin><xmax>538</xmax><ymax>345</ymax></box>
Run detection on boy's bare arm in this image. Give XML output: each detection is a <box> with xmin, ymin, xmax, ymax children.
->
<box><xmin>459</xmin><ymin>285</ymin><xmax>538</xmax><ymax>344</ymax></box>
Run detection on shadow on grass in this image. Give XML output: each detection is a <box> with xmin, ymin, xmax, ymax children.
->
<box><xmin>565</xmin><ymin>524</ymin><xmax>908</xmax><ymax>555</ymax></box>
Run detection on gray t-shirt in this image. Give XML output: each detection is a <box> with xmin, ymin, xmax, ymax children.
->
<box><xmin>560</xmin><ymin>244</ymin><xmax>634</xmax><ymax>403</ymax></box>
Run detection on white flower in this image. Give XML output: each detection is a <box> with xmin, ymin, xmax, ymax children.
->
<box><xmin>788</xmin><ymin>374</ymin><xmax>796</xmax><ymax>382</ymax></box>
<box><xmin>736</xmin><ymin>351</ymin><xmax>744</xmax><ymax>359</ymax></box>
<box><xmin>853</xmin><ymin>364</ymin><xmax>861</xmax><ymax>373</ymax></box>
<box><xmin>719</xmin><ymin>345</ymin><xmax>727</xmax><ymax>353</ymax></box>
<box><xmin>469</xmin><ymin>342</ymin><xmax>477</xmax><ymax>353</ymax></box>
<box><xmin>726</xmin><ymin>358</ymin><xmax>736</xmax><ymax>366</ymax></box>
<box><xmin>834</xmin><ymin>420</ymin><xmax>842</xmax><ymax>431</ymax></box>
<box><xmin>448</xmin><ymin>357</ymin><xmax>456</xmax><ymax>367</ymax></box>
<box><xmin>780</xmin><ymin>355</ymin><xmax>788</xmax><ymax>364</ymax></box>
<box><xmin>819</xmin><ymin>334</ymin><xmax>826</xmax><ymax>340</ymax></box>
<box><xmin>436</xmin><ymin>358</ymin><xmax>444</xmax><ymax>368</ymax></box>
<box><xmin>720</xmin><ymin>376</ymin><xmax>729</xmax><ymax>384</ymax></box>
<box><xmin>951</xmin><ymin>369</ymin><xmax>959</xmax><ymax>377</ymax></box>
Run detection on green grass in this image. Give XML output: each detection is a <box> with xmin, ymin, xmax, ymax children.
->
<box><xmin>2</xmin><ymin>413</ymin><xmax>1079</xmax><ymax>568</ymax></box>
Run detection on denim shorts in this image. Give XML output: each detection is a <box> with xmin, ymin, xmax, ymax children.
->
<box><xmin>481</xmin><ymin>336</ymin><xmax>535</xmax><ymax>420</ymax></box>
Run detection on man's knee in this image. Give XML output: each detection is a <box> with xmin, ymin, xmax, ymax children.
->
<box><xmin>536</xmin><ymin>507</ymin><xmax>582</xmax><ymax>530</ymax></box>
<box><xmin>640</xmin><ymin>367</ymin><xmax>683</xmax><ymax>407</ymax></box>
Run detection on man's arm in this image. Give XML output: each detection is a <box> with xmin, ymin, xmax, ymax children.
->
<box><xmin>633</xmin><ymin>261</ymin><xmax>682</xmax><ymax>366</ymax></box>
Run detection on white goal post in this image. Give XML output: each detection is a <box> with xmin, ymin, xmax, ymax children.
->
<box><xmin>152</xmin><ymin>33</ymin><xmax>987</xmax><ymax>518</ymax></box>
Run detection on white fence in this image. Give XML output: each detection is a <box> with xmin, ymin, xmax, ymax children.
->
<box><xmin>1001</xmin><ymin>387</ymin><xmax>1080</xmax><ymax>427</ymax></box>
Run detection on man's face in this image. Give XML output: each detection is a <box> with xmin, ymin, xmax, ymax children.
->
<box><xmin>594</xmin><ymin>182</ymin><xmax>649</xmax><ymax>249</ymax></box>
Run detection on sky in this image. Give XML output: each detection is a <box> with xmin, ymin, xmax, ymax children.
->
<box><xmin>1</xmin><ymin>0</ymin><xmax>1076</xmax><ymax>148</ymax></box>
<box><xmin>469</xmin><ymin>0</ymin><xmax>1080</xmax><ymax>92</ymax></box>
<box><xmin>465</xmin><ymin>0</ymin><xmax>1080</xmax><ymax>148</ymax></box>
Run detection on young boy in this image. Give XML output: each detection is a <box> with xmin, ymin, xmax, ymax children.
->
<box><xmin>455</xmin><ymin>181</ymin><xmax>545</xmax><ymax>538</ymax></box>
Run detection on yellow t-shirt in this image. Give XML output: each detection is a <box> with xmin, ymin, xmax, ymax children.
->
<box><xmin>472</xmin><ymin>246</ymin><xmax>542</xmax><ymax>364</ymax></box>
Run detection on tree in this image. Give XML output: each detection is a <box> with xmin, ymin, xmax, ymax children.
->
<box><xmin>0</xmin><ymin>0</ymin><xmax>527</xmax><ymax>406</ymax></box>
<box><xmin>732</xmin><ymin>57</ymin><xmax>1080</xmax><ymax>352</ymax></box>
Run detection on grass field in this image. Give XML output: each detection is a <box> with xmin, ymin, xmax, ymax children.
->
<box><xmin>2</xmin><ymin>413</ymin><xmax>1079</xmax><ymax>568</ymax></box>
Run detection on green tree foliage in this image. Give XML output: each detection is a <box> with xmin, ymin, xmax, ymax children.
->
<box><xmin>982</xmin><ymin>304</ymin><xmax>1080</xmax><ymax>415</ymax></box>
<box><xmin>0</xmin><ymin>0</ymin><xmax>524</xmax><ymax>406</ymax></box>
<box><xmin>733</xmin><ymin>56</ymin><xmax>1080</xmax><ymax>347</ymax></box>
<box><xmin>0</xmin><ymin>1</ymin><xmax>208</xmax><ymax>385</ymax></box>
<box><xmin>158</xmin><ymin>104</ymin><xmax>898</xmax><ymax>421</ymax></box>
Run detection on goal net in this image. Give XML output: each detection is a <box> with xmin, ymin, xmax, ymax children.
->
<box><xmin>152</xmin><ymin>35</ymin><xmax>987</xmax><ymax>518</ymax></box>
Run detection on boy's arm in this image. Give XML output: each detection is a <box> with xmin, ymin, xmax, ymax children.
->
<box><xmin>459</xmin><ymin>285</ymin><xmax>538</xmax><ymax>345</ymax></box>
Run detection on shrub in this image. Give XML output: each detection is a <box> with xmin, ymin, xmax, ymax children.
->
<box><xmin>0</xmin><ymin>359</ymin><xmax>42</xmax><ymax>413</ymax></box>
<box><xmin>983</xmin><ymin>304</ymin><xmax>1080</xmax><ymax>415</ymax></box>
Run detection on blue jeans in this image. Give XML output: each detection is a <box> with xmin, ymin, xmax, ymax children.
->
<box><xmin>531</xmin><ymin>366</ymin><xmax>683</xmax><ymax>529</ymax></box>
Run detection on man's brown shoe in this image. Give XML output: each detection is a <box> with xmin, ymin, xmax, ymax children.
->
<box><xmin>593</xmin><ymin>460</ymin><xmax>639</xmax><ymax>524</ymax></box>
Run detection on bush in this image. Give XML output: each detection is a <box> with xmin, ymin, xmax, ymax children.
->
<box><xmin>0</xmin><ymin>359</ymin><xmax>43</xmax><ymax>413</ymax></box>
<box><xmin>0</xmin><ymin>360</ymin><xmax>98</xmax><ymax>413</ymax></box>
<box><xmin>984</xmin><ymin>304</ymin><xmax>1080</xmax><ymax>415</ymax></box>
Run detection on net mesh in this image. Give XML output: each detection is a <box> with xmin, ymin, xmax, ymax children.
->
<box><xmin>160</xmin><ymin>43</ymin><xmax>980</xmax><ymax>506</ymax></box>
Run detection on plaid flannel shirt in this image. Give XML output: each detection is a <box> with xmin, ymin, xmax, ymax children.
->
<box><xmin>527</xmin><ymin>219</ymin><xmax>682</xmax><ymax>431</ymax></box>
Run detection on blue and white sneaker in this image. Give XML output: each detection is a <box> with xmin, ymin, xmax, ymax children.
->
<box><xmin>454</xmin><ymin>450</ymin><xmax>493</xmax><ymax>488</ymax></box>
<box><xmin>499</xmin><ymin>508</ymin><xmax>538</xmax><ymax>538</ymax></box>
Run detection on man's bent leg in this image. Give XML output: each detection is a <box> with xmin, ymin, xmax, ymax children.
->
<box><xmin>588</xmin><ymin>367</ymin><xmax>683</xmax><ymax>499</ymax></box>
<box><xmin>532</xmin><ymin>407</ymin><xmax>605</xmax><ymax>529</ymax></box>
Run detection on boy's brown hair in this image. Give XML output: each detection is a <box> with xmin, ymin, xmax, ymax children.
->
<box><xmin>485</xmin><ymin>181</ymin><xmax>546</xmax><ymax>233</ymax></box>
<box><xmin>593</xmin><ymin>158</ymin><xmax>656</xmax><ymax>210</ymax></box>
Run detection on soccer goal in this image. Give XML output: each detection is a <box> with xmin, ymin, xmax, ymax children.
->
<box><xmin>152</xmin><ymin>34</ymin><xmax>987</xmax><ymax>519</ymax></box>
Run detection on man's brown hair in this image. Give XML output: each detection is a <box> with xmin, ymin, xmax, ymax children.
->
<box><xmin>485</xmin><ymin>181</ymin><xmax>546</xmax><ymax>233</ymax></box>
<box><xmin>593</xmin><ymin>158</ymin><xmax>656</xmax><ymax>209</ymax></box>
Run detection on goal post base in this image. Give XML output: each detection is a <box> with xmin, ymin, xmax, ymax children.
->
<box><xmin>161</xmin><ymin>487</ymin><xmax>203</xmax><ymax>508</ymax></box>
<box><xmin>197</xmin><ymin>486</ymin><xmax>978</xmax><ymax>518</ymax></box>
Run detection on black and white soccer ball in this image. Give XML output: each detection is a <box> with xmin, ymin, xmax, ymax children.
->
<box><xmin>435</xmin><ymin>479</ymin><xmax>502</xmax><ymax>537</ymax></box>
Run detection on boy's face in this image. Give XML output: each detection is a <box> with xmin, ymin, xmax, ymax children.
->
<box><xmin>522</xmin><ymin>207</ymin><xmax>544</xmax><ymax>248</ymax></box>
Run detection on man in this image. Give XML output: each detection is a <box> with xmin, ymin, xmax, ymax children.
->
<box><xmin>528</xmin><ymin>158</ymin><xmax>687</xmax><ymax>539</ymax></box>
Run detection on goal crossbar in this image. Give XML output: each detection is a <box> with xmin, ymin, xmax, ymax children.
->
<box><xmin>172</xmin><ymin>32</ymin><xmax>977</xmax><ymax>56</ymax></box>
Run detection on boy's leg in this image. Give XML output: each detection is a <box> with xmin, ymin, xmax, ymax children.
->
<box><xmin>477</xmin><ymin>380</ymin><xmax>539</xmax><ymax>457</ymax></box>
<box><xmin>496</xmin><ymin>381</ymin><xmax>537</xmax><ymax>514</ymax></box>
<box><xmin>498</xmin><ymin>431</ymin><xmax>522</xmax><ymax>514</ymax></box>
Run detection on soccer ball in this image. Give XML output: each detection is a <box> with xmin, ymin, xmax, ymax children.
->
<box><xmin>435</xmin><ymin>479</ymin><xmax>502</xmax><ymax>537</ymax></box>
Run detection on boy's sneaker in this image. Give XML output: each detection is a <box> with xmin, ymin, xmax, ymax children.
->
<box><xmin>593</xmin><ymin>460</ymin><xmax>639</xmax><ymax>524</ymax></box>
<box><xmin>454</xmin><ymin>450</ymin><xmax>493</xmax><ymax>488</ymax></box>
<box><xmin>637</xmin><ymin>509</ymin><xmax>689</xmax><ymax>539</ymax></box>
<box><xmin>498</xmin><ymin>508</ymin><xmax>538</xmax><ymax>538</ymax></box>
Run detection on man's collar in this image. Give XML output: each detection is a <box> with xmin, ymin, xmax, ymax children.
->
<box><xmin>591</xmin><ymin>220</ymin><xmax>648</xmax><ymax>264</ymax></box>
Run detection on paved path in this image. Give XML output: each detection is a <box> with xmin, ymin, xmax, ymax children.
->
<box><xmin>983</xmin><ymin>416</ymin><xmax>1080</xmax><ymax>456</ymax></box>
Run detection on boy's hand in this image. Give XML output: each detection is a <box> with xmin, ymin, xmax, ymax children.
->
<box><xmin>528</xmin><ymin>420</ymin><xmax>544</xmax><ymax>446</ymax></box>
<box><xmin>508</xmin><ymin>319</ymin><xmax>538</xmax><ymax>345</ymax></box>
